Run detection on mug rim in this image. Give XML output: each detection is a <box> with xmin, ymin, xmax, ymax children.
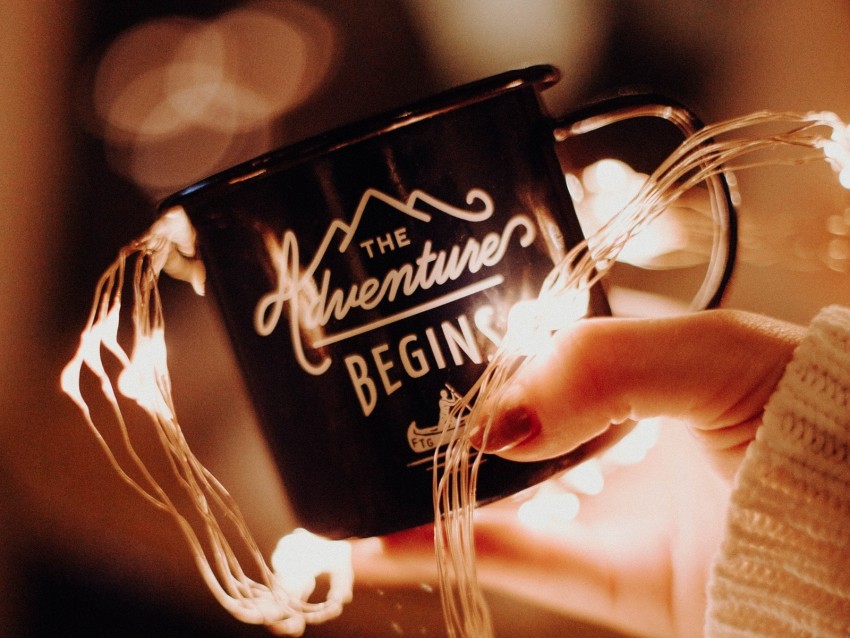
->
<box><xmin>159</xmin><ymin>64</ymin><xmax>560</xmax><ymax>211</ymax></box>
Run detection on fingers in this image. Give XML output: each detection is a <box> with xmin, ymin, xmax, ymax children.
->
<box><xmin>479</xmin><ymin>310</ymin><xmax>804</xmax><ymax>464</ymax></box>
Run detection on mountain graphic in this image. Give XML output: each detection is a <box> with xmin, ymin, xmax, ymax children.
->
<box><xmin>254</xmin><ymin>185</ymin><xmax>538</xmax><ymax>376</ymax></box>
<box><xmin>302</xmin><ymin>187</ymin><xmax>495</xmax><ymax>281</ymax></box>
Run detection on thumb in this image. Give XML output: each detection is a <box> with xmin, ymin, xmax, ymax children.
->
<box><xmin>480</xmin><ymin>310</ymin><xmax>803</xmax><ymax>465</ymax></box>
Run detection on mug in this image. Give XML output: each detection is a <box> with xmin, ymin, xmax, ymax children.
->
<box><xmin>159</xmin><ymin>65</ymin><xmax>736</xmax><ymax>539</ymax></box>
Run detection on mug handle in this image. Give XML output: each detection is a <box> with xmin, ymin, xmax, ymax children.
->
<box><xmin>551</xmin><ymin>94</ymin><xmax>738</xmax><ymax>311</ymax></box>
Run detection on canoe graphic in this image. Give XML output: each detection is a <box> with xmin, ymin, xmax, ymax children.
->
<box><xmin>406</xmin><ymin>386</ymin><xmax>465</xmax><ymax>453</ymax></box>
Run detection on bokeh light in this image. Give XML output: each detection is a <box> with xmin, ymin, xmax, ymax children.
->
<box><xmin>513</xmin><ymin>418</ymin><xmax>662</xmax><ymax>533</ymax></box>
<box><xmin>92</xmin><ymin>1</ymin><xmax>337</xmax><ymax>198</ymax></box>
<box><xmin>404</xmin><ymin>0</ymin><xmax>607</xmax><ymax>112</ymax></box>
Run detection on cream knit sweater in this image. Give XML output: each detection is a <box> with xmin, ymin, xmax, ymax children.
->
<box><xmin>706</xmin><ymin>306</ymin><xmax>850</xmax><ymax>636</ymax></box>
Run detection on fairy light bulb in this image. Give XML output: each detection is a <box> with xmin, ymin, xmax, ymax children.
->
<box><xmin>839</xmin><ymin>166</ymin><xmax>850</xmax><ymax>190</ymax></box>
<box><xmin>601</xmin><ymin>418</ymin><xmax>662</xmax><ymax>466</ymax></box>
<box><xmin>271</xmin><ymin>529</ymin><xmax>354</xmax><ymax>614</ymax></box>
<box><xmin>501</xmin><ymin>289</ymin><xmax>589</xmax><ymax>357</ymax></box>
<box><xmin>516</xmin><ymin>484</ymin><xmax>581</xmax><ymax>531</ymax></box>
<box><xmin>572</xmin><ymin>159</ymin><xmax>693</xmax><ymax>268</ymax></box>
<box><xmin>558</xmin><ymin>458</ymin><xmax>605</xmax><ymax>495</ymax></box>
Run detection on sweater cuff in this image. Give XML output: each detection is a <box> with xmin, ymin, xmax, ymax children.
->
<box><xmin>706</xmin><ymin>305</ymin><xmax>850</xmax><ymax>637</ymax></box>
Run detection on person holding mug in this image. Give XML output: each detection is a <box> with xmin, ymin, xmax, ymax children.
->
<box><xmin>362</xmin><ymin>305</ymin><xmax>850</xmax><ymax>637</ymax></box>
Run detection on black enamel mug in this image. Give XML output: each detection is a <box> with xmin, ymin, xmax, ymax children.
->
<box><xmin>160</xmin><ymin>65</ymin><xmax>736</xmax><ymax>539</ymax></box>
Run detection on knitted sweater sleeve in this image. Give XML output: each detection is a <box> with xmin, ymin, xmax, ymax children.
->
<box><xmin>705</xmin><ymin>305</ymin><xmax>850</xmax><ymax>637</ymax></box>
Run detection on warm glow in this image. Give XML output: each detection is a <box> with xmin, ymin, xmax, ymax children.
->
<box><xmin>60</xmin><ymin>216</ymin><xmax>351</xmax><ymax>636</ymax></box>
<box><xmin>151</xmin><ymin>207</ymin><xmax>207</xmax><ymax>294</ymax></box>
<box><xmin>601</xmin><ymin>418</ymin><xmax>662</xmax><ymax>466</ymax></box>
<box><xmin>512</xmin><ymin>420</ymin><xmax>662</xmax><ymax>533</ymax></box>
<box><xmin>271</xmin><ymin>529</ymin><xmax>354</xmax><ymax>621</ymax></box>
<box><xmin>92</xmin><ymin>3</ymin><xmax>337</xmax><ymax>197</ymax></box>
<box><xmin>501</xmin><ymin>289</ymin><xmax>590</xmax><ymax>357</ymax></box>
<box><xmin>116</xmin><ymin>329</ymin><xmax>174</xmax><ymax>418</ymax></box>
<box><xmin>583</xmin><ymin>158</ymin><xmax>637</xmax><ymax>199</ymax></box>
<box><xmin>516</xmin><ymin>484</ymin><xmax>580</xmax><ymax>530</ymax></box>
<box><xmin>840</xmin><ymin>166</ymin><xmax>850</xmax><ymax>189</ymax></box>
<box><xmin>70</xmin><ymin>45</ymin><xmax>850</xmax><ymax>632</ymax></box>
<box><xmin>829</xmin><ymin>237</ymin><xmax>850</xmax><ymax>261</ymax></box>
<box><xmin>569</xmin><ymin>159</ymin><xmax>696</xmax><ymax>268</ymax></box>
<box><xmin>558</xmin><ymin>458</ymin><xmax>605</xmax><ymax>495</ymax></box>
<box><xmin>822</xmin><ymin>120</ymin><xmax>850</xmax><ymax>190</ymax></box>
<box><xmin>405</xmin><ymin>0</ymin><xmax>607</xmax><ymax>114</ymax></box>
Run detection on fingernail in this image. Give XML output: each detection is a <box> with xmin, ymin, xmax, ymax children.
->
<box><xmin>478</xmin><ymin>406</ymin><xmax>541</xmax><ymax>453</ymax></box>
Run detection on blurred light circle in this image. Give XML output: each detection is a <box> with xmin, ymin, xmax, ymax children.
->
<box><xmin>94</xmin><ymin>17</ymin><xmax>198</xmax><ymax>139</ymax></box>
<box><xmin>91</xmin><ymin>1</ymin><xmax>337</xmax><ymax>198</ymax></box>
<box><xmin>121</xmin><ymin>111</ymin><xmax>273</xmax><ymax>195</ymax></box>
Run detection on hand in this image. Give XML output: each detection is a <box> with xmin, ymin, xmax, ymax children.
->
<box><xmin>353</xmin><ymin>310</ymin><xmax>805</xmax><ymax>638</ymax></box>
<box><xmin>479</xmin><ymin>309</ymin><xmax>804</xmax><ymax>480</ymax></box>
